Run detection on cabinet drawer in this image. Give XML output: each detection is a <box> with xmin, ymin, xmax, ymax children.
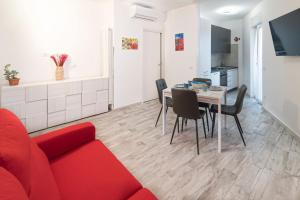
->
<box><xmin>26</xmin><ymin>85</ymin><xmax>47</xmax><ymax>102</ymax></box>
<box><xmin>48</xmin><ymin>96</ymin><xmax>66</xmax><ymax>113</ymax></box>
<box><xmin>66</xmin><ymin>108</ymin><xmax>81</xmax><ymax>122</ymax></box>
<box><xmin>96</xmin><ymin>102</ymin><xmax>108</xmax><ymax>114</ymax></box>
<box><xmin>96</xmin><ymin>90</ymin><xmax>108</xmax><ymax>103</ymax></box>
<box><xmin>48</xmin><ymin>83</ymin><xmax>67</xmax><ymax>98</ymax></box>
<box><xmin>66</xmin><ymin>81</ymin><xmax>82</xmax><ymax>95</ymax></box>
<box><xmin>48</xmin><ymin>111</ymin><xmax>66</xmax><ymax>127</ymax></box>
<box><xmin>82</xmin><ymin>78</ymin><xmax>109</xmax><ymax>92</ymax></box>
<box><xmin>26</xmin><ymin>100</ymin><xmax>47</xmax><ymax>118</ymax></box>
<box><xmin>82</xmin><ymin>92</ymin><xmax>97</xmax><ymax>105</ymax></box>
<box><xmin>82</xmin><ymin>104</ymin><xmax>96</xmax><ymax>118</ymax></box>
<box><xmin>96</xmin><ymin>91</ymin><xmax>108</xmax><ymax>114</ymax></box>
<box><xmin>1</xmin><ymin>87</ymin><xmax>25</xmax><ymax>105</ymax></box>
<box><xmin>82</xmin><ymin>79</ymin><xmax>98</xmax><ymax>92</ymax></box>
<box><xmin>26</xmin><ymin>113</ymin><xmax>47</xmax><ymax>132</ymax></box>
<box><xmin>66</xmin><ymin>94</ymin><xmax>81</xmax><ymax>109</ymax></box>
<box><xmin>1</xmin><ymin>102</ymin><xmax>26</xmax><ymax>119</ymax></box>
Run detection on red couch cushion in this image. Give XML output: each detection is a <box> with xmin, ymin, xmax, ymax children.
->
<box><xmin>0</xmin><ymin>109</ymin><xmax>31</xmax><ymax>195</ymax></box>
<box><xmin>128</xmin><ymin>188</ymin><xmax>158</xmax><ymax>200</ymax></box>
<box><xmin>29</xmin><ymin>142</ymin><xmax>61</xmax><ymax>200</ymax></box>
<box><xmin>51</xmin><ymin>140</ymin><xmax>142</xmax><ymax>200</ymax></box>
<box><xmin>0</xmin><ymin>167</ymin><xmax>29</xmax><ymax>200</ymax></box>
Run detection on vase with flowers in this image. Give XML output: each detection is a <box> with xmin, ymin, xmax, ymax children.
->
<box><xmin>50</xmin><ymin>54</ymin><xmax>68</xmax><ymax>80</ymax></box>
<box><xmin>3</xmin><ymin>64</ymin><xmax>20</xmax><ymax>86</ymax></box>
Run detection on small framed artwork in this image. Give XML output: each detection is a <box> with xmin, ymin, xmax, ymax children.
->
<box><xmin>175</xmin><ymin>33</ymin><xmax>184</xmax><ymax>51</ymax></box>
<box><xmin>122</xmin><ymin>37</ymin><xmax>139</xmax><ymax>50</ymax></box>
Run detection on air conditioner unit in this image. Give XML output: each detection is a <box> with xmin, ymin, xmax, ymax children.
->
<box><xmin>130</xmin><ymin>5</ymin><xmax>159</xmax><ymax>21</ymax></box>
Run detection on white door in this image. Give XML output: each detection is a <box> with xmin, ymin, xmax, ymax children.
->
<box><xmin>143</xmin><ymin>31</ymin><xmax>161</xmax><ymax>102</ymax></box>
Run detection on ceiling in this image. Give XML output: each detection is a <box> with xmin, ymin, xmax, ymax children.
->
<box><xmin>123</xmin><ymin>0</ymin><xmax>196</xmax><ymax>12</ymax></box>
<box><xmin>200</xmin><ymin>0</ymin><xmax>262</xmax><ymax>21</ymax></box>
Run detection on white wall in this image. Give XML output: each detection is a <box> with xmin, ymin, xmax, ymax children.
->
<box><xmin>0</xmin><ymin>0</ymin><xmax>113</xmax><ymax>85</ymax></box>
<box><xmin>244</xmin><ymin>0</ymin><xmax>300</xmax><ymax>136</ymax></box>
<box><xmin>113</xmin><ymin>0</ymin><xmax>164</xmax><ymax>108</ymax></box>
<box><xmin>164</xmin><ymin>4</ymin><xmax>200</xmax><ymax>87</ymax></box>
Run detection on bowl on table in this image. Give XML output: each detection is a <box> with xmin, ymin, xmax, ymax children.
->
<box><xmin>192</xmin><ymin>82</ymin><xmax>208</xmax><ymax>91</ymax></box>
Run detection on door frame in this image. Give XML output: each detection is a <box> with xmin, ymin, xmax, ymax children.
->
<box><xmin>142</xmin><ymin>29</ymin><xmax>163</xmax><ymax>102</ymax></box>
<box><xmin>250</xmin><ymin>24</ymin><xmax>263</xmax><ymax>104</ymax></box>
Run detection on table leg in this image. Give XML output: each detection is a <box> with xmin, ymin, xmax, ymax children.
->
<box><xmin>162</xmin><ymin>91</ymin><xmax>166</xmax><ymax>135</ymax></box>
<box><xmin>218</xmin><ymin>101</ymin><xmax>222</xmax><ymax>153</ymax></box>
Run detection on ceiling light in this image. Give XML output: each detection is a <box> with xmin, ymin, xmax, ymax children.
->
<box><xmin>216</xmin><ymin>6</ymin><xmax>242</xmax><ymax>15</ymax></box>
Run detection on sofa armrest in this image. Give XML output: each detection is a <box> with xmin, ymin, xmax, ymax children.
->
<box><xmin>32</xmin><ymin>122</ymin><xmax>96</xmax><ymax>161</ymax></box>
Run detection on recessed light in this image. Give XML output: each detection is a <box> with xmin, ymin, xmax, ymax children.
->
<box><xmin>216</xmin><ymin>6</ymin><xmax>242</xmax><ymax>15</ymax></box>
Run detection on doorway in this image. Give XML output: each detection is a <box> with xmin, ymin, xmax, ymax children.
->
<box><xmin>251</xmin><ymin>25</ymin><xmax>263</xmax><ymax>103</ymax></box>
<box><xmin>143</xmin><ymin>30</ymin><xmax>162</xmax><ymax>102</ymax></box>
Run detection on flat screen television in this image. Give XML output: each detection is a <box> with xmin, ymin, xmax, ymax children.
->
<box><xmin>269</xmin><ymin>8</ymin><xmax>300</xmax><ymax>56</ymax></box>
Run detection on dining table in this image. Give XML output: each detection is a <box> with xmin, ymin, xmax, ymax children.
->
<box><xmin>162</xmin><ymin>86</ymin><xmax>227</xmax><ymax>153</ymax></box>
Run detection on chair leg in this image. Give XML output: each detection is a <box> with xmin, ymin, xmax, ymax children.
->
<box><xmin>209</xmin><ymin>109</ymin><xmax>213</xmax><ymax>120</ymax></box>
<box><xmin>177</xmin><ymin>117</ymin><xmax>180</xmax><ymax>133</ymax></box>
<box><xmin>235</xmin><ymin>115</ymin><xmax>244</xmax><ymax>133</ymax></box>
<box><xmin>205</xmin><ymin>107</ymin><xmax>210</xmax><ymax>131</ymax></box>
<box><xmin>234</xmin><ymin>115</ymin><xmax>246</xmax><ymax>146</ymax></box>
<box><xmin>202</xmin><ymin>117</ymin><xmax>207</xmax><ymax>138</ymax></box>
<box><xmin>185</xmin><ymin>118</ymin><xmax>188</xmax><ymax>126</ymax></box>
<box><xmin>195</xmin><ymin>120</ymin><xmax>199</xmax><ymax>155</ymax></box>
<box><xmin>211</xmin><ymin>112</ymin><xmax>216</xmax><ymax>138</ymax></box>
<box><xmin>181</xmin><ymin>118</ymin><xmax>184</xmax><ymax>132</ymax></box>
<box><xmin>170</xmin><ymin>116</ymin><xmax>179</xmax><ymax>144</ymax></box>
<box><xmin>155</xmin><ymin>106</ymin><xmax>163</xmax><ymax>127</ymax></box>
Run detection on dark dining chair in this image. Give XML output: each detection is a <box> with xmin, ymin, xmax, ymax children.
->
<box><xmin>170</xmin><ymin>88</ymin><xmax>207</xmax><ymax>155</ymax></box>
<box><xmin>155</xmin><ymin>79</ymin><xmax>173</xmax><ymax>127</ymax></box>
<box><xmin>193</xmin><ymin>78</ymin><xmax>213</xmax><ymax>130</ymax></box>
<box><xmin>210</xmin><ymin>85</ymin><xmax>247</xmax><ymax>146</ymax></box>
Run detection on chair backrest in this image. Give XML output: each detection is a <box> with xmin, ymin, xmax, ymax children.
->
<box><xmin>156</xmin><ymin>79</ymin><xmax>168</xmax><ymax>104</ymax></box>
<box><xmin>192</xmin><ymin>78</ymin><xmax>212</xmax><ymax>87</ymax></box>
<box><xmin>234</xmin><ymin>85</ymin><xmax>247</xmax><ymax>114</ymax></box>
<box><xmin>171</xmin><ymin>88</ymin><xmax>200</xmax><ymax>119</ymax></box>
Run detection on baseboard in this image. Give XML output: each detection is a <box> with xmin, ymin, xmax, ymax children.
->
<box><xmin>262</xmin><ymin>105</ymin><xmax>300</xmax><ymax>139</ymax></box>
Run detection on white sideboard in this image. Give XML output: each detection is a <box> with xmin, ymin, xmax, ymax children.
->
<box><xmin>0</xmin><ymin>77</ymin><xmax>109</xmax><ymax>133</ymax></box>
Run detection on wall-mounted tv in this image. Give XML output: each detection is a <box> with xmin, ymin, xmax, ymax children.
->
<box><xmin>269</xmin><ymin>8</ymin><xmax>300</xmax><ymax>56</ymax></box>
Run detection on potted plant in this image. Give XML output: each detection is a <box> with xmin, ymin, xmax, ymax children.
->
<box><xmin>3</xmin><ymin>64</ymin><xmax>20</xmax><ymax>86</ymax></box>
<box><xmin>50</xmin><ymin>54</ymin><xmax>68</xmax><ymax>81</ymax></box>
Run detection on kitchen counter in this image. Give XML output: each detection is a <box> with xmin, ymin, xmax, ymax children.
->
<box><xmin>211</xmin><ymin>66</ymin><xmax>238</xmax><ymax>73</ymax></box>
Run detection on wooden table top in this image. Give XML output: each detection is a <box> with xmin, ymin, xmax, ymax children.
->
<box><xmin>163</xmin><ymin>86</ymin><xmax>227</xmax><ymax>104</ymax></box>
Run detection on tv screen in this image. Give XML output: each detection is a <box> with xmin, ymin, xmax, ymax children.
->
<box><xmin>269</xmin><ymin>8</ymin><xmax>300</xmax><ymax>56</ymax></box>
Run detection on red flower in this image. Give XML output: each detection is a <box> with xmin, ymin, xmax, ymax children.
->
<box><xmin>50</xmin><ymin>54</ymin><xmax>68</xmax><ymax>67</ymax></box>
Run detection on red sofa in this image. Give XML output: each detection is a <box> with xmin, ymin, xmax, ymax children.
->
<box><xmin>0</xmin><ymin>109</ymin><xmax>157</xmax><ymax>200</ymax></box>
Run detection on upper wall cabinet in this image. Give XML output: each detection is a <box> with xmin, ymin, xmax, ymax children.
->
<box><xmin>211</xmin><ymin>25</ymin><xmax>231</xmax><ymax>54</ymax></box>
<box><xmin>199</xmin><ymin>18</ymin><xmax>212</xmax><ymax>77</ymax></box>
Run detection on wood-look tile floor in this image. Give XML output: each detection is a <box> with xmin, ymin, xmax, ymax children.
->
<box><xmin>33</xmin><ymin>92</ymin><xmax>300</xmax><ymax>200</ymax></box>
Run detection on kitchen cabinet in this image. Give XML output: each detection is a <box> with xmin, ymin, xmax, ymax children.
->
<box><xmin>227</xmin><ymin>69</ymin><xmax>238</xmax><ymax>90</ymax></box>
<box><xmin>211</xmin><ymin>25</ymin><xmax>231</xmax><ymax>54</ymax></box>
<box><xmin>199</xmin><ymin>18</ymin><xmax>211</xmax><ymax>77</ymax></box>
<box><xmin>211</xmin><ymin>72</ymin><xmax>220</xmax><ymax>86</ymax></box>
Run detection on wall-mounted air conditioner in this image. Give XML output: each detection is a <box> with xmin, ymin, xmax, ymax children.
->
<box><xmin>130</xmin><ymin>5</ymin><xmax>159</xmax><ymax>21</ymax></box>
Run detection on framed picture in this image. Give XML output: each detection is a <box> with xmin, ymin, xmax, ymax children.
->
<box><xmin>175</xmin><ymin>33</ymin><xmax>184</xmax><ymax>51</ymax></box>
<box><xmin>122</xmin><ymin>37</ymin><xmax>138</xmax><ymax>50</ymax></box>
